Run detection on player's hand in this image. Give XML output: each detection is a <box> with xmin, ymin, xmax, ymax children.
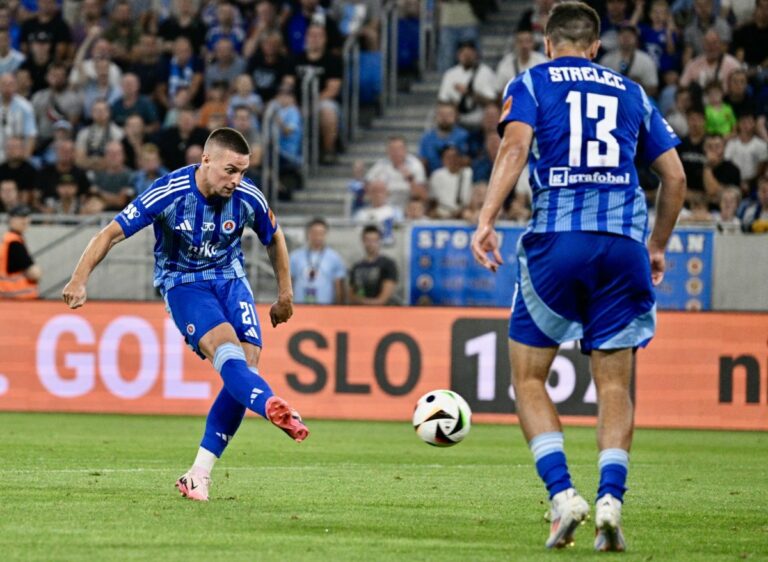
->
<box><xmin>62</xmin><ymin>279</ymin><xmax>87</xmax><ymax>309</ymax></box>
<box><xmin>648</xmin><ymin>244</ymin><xmax>666</xmax><ymax>286</ymax></box>
<box><xmin>270</xmin><ymin>298</ymin><xmax>293</xmax><ymax>327</ymax></box>
<box><xmin>471</xmin><ymin>224</ymin><xmax>503</xmax><ymax>273</ymax></box>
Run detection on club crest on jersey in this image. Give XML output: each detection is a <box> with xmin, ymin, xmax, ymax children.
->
<box><xmin>222</xmin><ymin>219</ymin><xmax>236</xmax><ymax>234</ymax></box>
<box><xmin>186</xmin><ymin>323</ymin><xmax>196</xmax><ymax>335</ymax></box>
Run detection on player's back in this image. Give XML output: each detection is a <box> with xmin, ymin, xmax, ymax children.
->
<box><xmin>500</xmin><ymin>56</ymin><xmax>678</xmax><ymax>243</ymax></box>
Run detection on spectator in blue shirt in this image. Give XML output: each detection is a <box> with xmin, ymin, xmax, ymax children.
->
<box><xmin>419</xmin><ymin>102</ymin><xmax>471</xmax><ymax>174</ymax></box>
<box><xmin>289</xmin><ymin>217</ymin><xmax>347</xmax><ymax>304</ymax></box>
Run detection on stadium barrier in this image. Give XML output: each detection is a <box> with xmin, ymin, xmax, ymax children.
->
<box><xmin>1</xmin><ymin>302</ymin><xmax>766</xmax><ymax>431</ymax></box>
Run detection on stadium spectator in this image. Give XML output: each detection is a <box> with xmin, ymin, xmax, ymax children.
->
<box><xmin>274</xmin><ymin>84</ymin><xmax>303</xmax><ymax>199</ymax></box>
<box><xmin>437</xmin><ymin>1</ymin><xmax>480</xmax><ymax>71</ymax></box>
<box><xmin>80</xmin><ymin>191</ymin><xmax>107</xmax><ymax>214</ymax></box>
<box><xmin>128</xmin><ymin>34</ymin><xmax>167</xmax><ymax>105</ymax></box>
<box><xmin>47</xmin><ymin>173</ymin><xmax>81</xmax><ymax>215</ymax></box>
<box><xmin>666</xmin><ymin>86</ymin><xmax>692</xmax><ymax>136</ymax></box>
<box><xmin>600</xmin><ymin>0</ymin><xmax>632</xmax><ymax>54</ymax></box>
<box><xmin>121</xmin><ymin>114</ymin><xmax>149</xmax><ymax>169</ymax></box>
<box><xmin>246</xmin><ymin>30</ymin><xmax>296</xmax><ymax>104</ymax></box>
<box><xmin>404</xmin><ymin>195</ymin><xmax>428</xmax><ymax>220</ymax></box>
<box><xmin>330</xmin><ymin>0</ymin><xmax>381</xmax><ymax>51</ymax></box>
<box><xmin>185</xmin><ymin>143</ymin><xmax>203</xmax><ymax>165</ymax></box>
<box><xmin>495</xmin><ymin>29</ymin><xmax>548</xmax><ymax>92</ymax></box>
<box><xmin>160</xmin><ymin>36</ymin><xmax>204</xmax><ymax>109</ymax></box>
<box><xmin>103</xmin><ymin>0</ymin><xmax>140</xmax><ymax>69</ymax></box>
<box><xmin>353</xmin><ymin>179</ymin><xmax>405</xmax><ymax>243</ymax></box>
<box><xmin>347</xmin><ymin>159</ymin><xmax>366</xmax><ymax>215</ymax></box>
<box><xmin>132</xmin><ymin>143</ymin><xmax>168</xmax><ymax>195</ymax></box>
<box><xmin>205</xmin><ymin>2</ymin><xmax>246</xmax><ymax>55</ymax></box>
<box><xmin>715</xmin><ymin>185</ymin><xmax>742</xmax><ymax>232</ymax></box>
<box><xmin>702</xmin><ymin>133</ymin><xmax>741</xmax><ymax>208</ymax></box>
<box><xmin>20</xmin><ymin>0</ymin><xmax>73</xmax><ymax>63</ymax></box>
<box><xmin>740</xmin><ymin>174</ymin><xmax>768</xmax><ymax>231</ymax></box>
<box><xmin>71</xmin><ymin>0</ymin><xmax>109</xmax><ymax>48</ymax></box>
<box><xmin>289</xmin><ymin>217</ymin><xmax>347</xmax><ymax>304</ymax></box>
<box><xmin>0</xmin><ymin>136</ymin><xmax>38</xmax><ymax>200</ymax></box>
<box><xmin>459</xmin><ymin>182</ymin><xmax>487</xmax><ymax>224</ymax></box>
<box><xmin>731</xmin><ymin>0</ymin><xmax>768</xmax><ymax>72</ymax></box>
<box><xmin>600</xmin><ymin>24</ymin><xmax>659</xmax><ymax>97</ymax></box>
<box><xmin>80</xmin><ymin>57</ymin><xmax>122</xmax><ymax>121</ymax></box>
<box><xmin>419</xmin><ymin>102</ymin><xmax>471</xmax><ymax>174</ymax></box>
<box><xmin>723</xmin><ymin>69</ymin><xmax>755</xmax><ymax>118</ymax></box>
<box><xmin>679</xmin><ymin>191</ymin><xmax>714</xmax><ymax>222</ymax></box>
<box><xmin>0</xmin><ymin>178</ymin><xmax>19</xmax><ymax>212</ymax></box>
<box><xmin>162</xmin><ymin>86</ymin><xmax>191</xmax><ymax>128</ymax></box>
<box><xmin>158</xmin><ymin>0</ymin><xmax>207</xmax><ymax>56</ymax></box>
<box><xmin>366</xmin><ymin>135</ymin><xmax>427</xmax><ymax>209</ymax></box>
<box><xmin>471</xmin><ymin>132</ymin><xmax>500</xmax><ymax>183</ymax></box>
<box><xmin>227</xmin><ymin>74</ymin><xmax>263</xmax><ymax>123</ymax></box>
<box><xmin>21</xmin><ymin>30</ymin><xmax>55</xmax><ymax>95</ymax></box>
<box><xmin>437</xmin><ymin>39</ymin><xmax>497</xmax><ymax>131</ymax></box>
<box><xmin>90</xmin><ymin>140</ymin><xmax>134</xmax><ymax>209</ymax></box>
<box><xmin>205</xmin><ymin>38</ymin><xmax>246</xmax><ymax>92</ymax></box>
<box><xmin>153</xmin><ymin>106</ymin><xmax>208</xmax><ymax>170</ymax></box>
<box><xmin>0</xmin><ymin>5</ymin><xmax>20</xmax><ymax>53</ymax></box>
<box><xmin>679</xmin><ymin>28</ymin><xmax>740</xmax><ymax>92</ymax></box>
<box><xmin>349</xmin><ymin>224</ymin><xmax>398</xmax><ymax>305</ymax></box>
<box><xmin>637</xmin><ymin>0</ymin><xmax>680</xmax><ymax>78</ymax></box>
<box><xmin>703</xmin><ymin>81</ymin><xmax>735</xmax><ymax>136</ymax></box>
<box><xmin>0</xmin><ymin>73</ymin><xmax>37</xmax><ymax>163</ymax></box>
<box><xmin>683</xmin><ymin>0</ymin><xmax>731</xmax><ymax>60</ymax></box>
<box><xmin>69</xmin><ymin>34</ymin><xmax>123</xmax><ymax>93</ymax></box>
<box><xmin>283</xmin><ymin>0</ymin><xmax>343</xmax><ymax>57</ymax></box>
<box><xmin>230</xmin><ymin>105</ymin><xmax>262</xmax><ymax>175</ymax></box>
<box><xmin>725</xmin><ymin>112</ymin><xmax>768</xmax><ymax>195</ymax></box>
<box><xmin>74</xmin><ymin>99</ymin><xmax>123</xmax><ymax>171</ymax></box>
<box><xmin>294</xmin><ymin>24</ymin><xmax>342</xmax><ymax>164</ymax></box>
<box><xmin>242</xmin><ymin>0</ymin><xmax>282</xmax><ymax>59</ymax></box>
<box><xmin>31</xmin><ymin>63</ymin><xmax>82</xmax><ymax>149</ymax></box>
<box><xmin>0</xmin><ymin>205</ymin><xmax>40</xmax><ymax>299</ymax></box>
<box><xmin>517</xmin><ymin>0</ymin><xmax>554</xmax><ymax>52</ymax></box>
<box><xmin>0</xmin><ymin>28</ymin><xmax>25</xmax><ymax>75</ymax></box>
<box><xmin>198</xmin><ymin>83</ymin><xmax>229</xmax><ymax>130</ymax></box>
<box><xmin>678</xmin><ymin>108</ymin><xmax>707</xmax><ymax>191</ymax></box>
<box><xmin>111</xmin><ymin>73</ymin><xmax>159</xmax><ymax>132</ymax></box>
<box><xmin>40</xmin><ymin>139</ymin><xmax>91</xmax><ymax>206</ymax></box>
<box><xmin>428</xmin><ymin>144</ymin><xmax>473</xmax><ymax>218</ymax></box>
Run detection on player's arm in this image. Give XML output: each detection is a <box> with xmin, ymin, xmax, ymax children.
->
<box><xmin>62</xmin><ymin>220</ymin><xmax>126</xmax><ymax>309</ymax></box>
<box><xmin>266</xmin><ymin>225</ymin><xmax>294</xmax><ymax>327</ymax></box>
<box><xmin>471</xmin><ymin>121</ymin><xmax>533</xmax><ymax>272</ymax></box>
<box><xmin>648</xmin><ymin>148</ymin><xmax>687</xmax><ymax>286</ymax></box>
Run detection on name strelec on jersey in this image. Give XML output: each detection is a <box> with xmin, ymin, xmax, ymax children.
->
<box><xmin>548</xmin><ymin>67</ymin><xmax>627</xmax><ymax>90</ymax></box>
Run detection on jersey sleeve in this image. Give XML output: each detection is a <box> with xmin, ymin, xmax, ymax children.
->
<box><xmin>497</xmin><ymin>70</ymin><xmax>538</xmax><ymax>137</ymax></box>
<box><xmin>637</xmin><ymin>89</ymin><xmax>681</xmax><ymax>165</ymax></box>
<box><xmin>240</xmin><ymin>180</ymin><xmax>278</xmax><ymax>246</ymax></box>
<box><xmin>113</xmin><ymin>177</ymin><xmax>174</xmax><ymax>238</ymax></box>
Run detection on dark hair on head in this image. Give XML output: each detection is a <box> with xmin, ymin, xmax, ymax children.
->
<box><xmin>545</xmin><ymin>2</ymin><xmax>601</xmax><ymax>48</ymax></box>
<box><xmin>362</xmin><ymin>224</ymin><xmax>381</xmax><ymax>238</ymax></box>
<box><xmin>306</xmin><ymin>216</ymin><xmax>328</xmax><ymax>230</ymax></box>
<box><xmin>205</xmin><ymin>127</ymin><xmax>251</xmax><ymax>156</ymax></box>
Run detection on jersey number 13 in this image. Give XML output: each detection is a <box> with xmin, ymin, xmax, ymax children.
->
<box><xmin>565</xmin><ymin>92</ymin><xmax>620</xmax><ymax>168</ymax></box>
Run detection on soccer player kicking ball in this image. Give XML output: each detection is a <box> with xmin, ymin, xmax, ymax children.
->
<box><xmin>471</xmin><ymin>2</ymin><xmax>686</xmax><ymax>552</ymax></box>
<box><xmin>62</xmin><ymin>128</ymin><xmax>309</xmax><ymax>502</ymax></box>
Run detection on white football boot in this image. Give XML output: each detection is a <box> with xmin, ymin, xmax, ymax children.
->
<box><xmin>594</xmin><ymin>494</ymin><xmax>627</xmax><ymax>552</ymax></box>
<box><xmin>545</xmin><ymin>487</ymin><xmax>590</xmax><ymax>548</ymax></box>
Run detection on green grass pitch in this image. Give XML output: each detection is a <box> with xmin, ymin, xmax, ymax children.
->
<box><xmin>1</xmin><ymin>412</ymin><xmax>766</xmax><ymax>561</ymax></box>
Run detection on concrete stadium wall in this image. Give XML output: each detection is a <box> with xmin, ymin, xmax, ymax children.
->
<box><xmin>6</xmin><ymin>221</ymin><xmax>768</xmax><ymax>310</ymax></box>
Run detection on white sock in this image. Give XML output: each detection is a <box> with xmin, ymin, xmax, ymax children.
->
<box><xmin>192</xmin><ymin>447</ymin><xmax>217</xmax><ymax>475</ymax></box>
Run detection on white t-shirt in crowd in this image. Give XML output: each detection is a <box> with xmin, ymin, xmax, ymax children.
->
<box><xmin>724</xmin><ymin>135</ymin><xmax>768</xmax><ymax>182</ymax></box>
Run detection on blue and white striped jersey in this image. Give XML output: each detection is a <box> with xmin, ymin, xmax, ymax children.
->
<box><xmin>499</xmin><ymin>56</ymin><xmax>680</xmax><ymax>243</ymax></box>
<box><xmin>114</xmin><ymin>165</ymin><xmax>277</xmax><ymax>293</ymax></box>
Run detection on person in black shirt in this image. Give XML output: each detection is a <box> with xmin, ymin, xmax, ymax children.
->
<box><xmin>19</xmin><ymin>0</ymin><xmax>72</xmax><ymax>63</ymax></box>
<box><xmin>732</xmin><ymin>0</ymin><xmax>768</xmax><ymax>70</ymax></box>
<box><xmin>294</xmin><ymin>23</ymin><xmax>342</xmax><ymax>163</ymax></box>
<box><xmin>724</xmin><ymin>69</ymin><xmax>757</xmax><ymax>118</ymax></box>
<box><xmin>152</xmin><ymin>106</ymin><xmax>209</xmax><ymax>170</ymax></box>
<box><xmin>247</xmin><ymin>30</ymin><xmax>296</xmax><ymax>103</ymax></box>
<box><xmin>158</xmin><ymin>0</ymin><xmax>208</xmax><ymax>56</ymax></box>
<box><xmin>20</xmin><ymin>31</ymin><xmax>53</xmax><ymax>95</ymax></box>
<box><xmin>702</xmin><ymin>134</ymin><xmax>741</xmax><ymax>210</ymax></box>
<box><xmin>349</xmin><ymin>225</ymin><xmax>399</xmax><ymax>305</ymax></box>
<box><xmin>676</xmin><ymin>108</ymin><xmax>707</xmax><ymax>193</ymax></box>
<box><xmin>0</xmin><ymin>137</ymin><xmax>38</xmax><ymax>204</ymax></box>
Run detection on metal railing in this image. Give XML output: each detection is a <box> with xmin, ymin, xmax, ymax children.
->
<box><xmin>341</xmin><ymin>33</ymin><xmax>361</xmax><ymax>146</ymax></box>
<box><xmin>260</xmin><ymin>101</ymin><xmax>281</xmax><ymax>208</ymax></box>
<box><xmin>298</xmin><ymin>65</ymin><xmax>322</xmax><ymax>176</ymax></box>
<box><xmin>380</xmin><ymin>0</ymin><xmax>399</xmax><ymax>110</ymax></box>
<box><xmin>419</xmin><ymin>0</ymin><xmax>437</xmax><ymax>76</ymax></box>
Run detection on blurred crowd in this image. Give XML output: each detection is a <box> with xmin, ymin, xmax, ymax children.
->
<box><xmin>355</xmin><ymin>0</ymin><xmax>768</xmax><ymax>234</ymax></box>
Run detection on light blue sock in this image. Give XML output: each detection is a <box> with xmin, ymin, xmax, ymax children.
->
<box><xmin>530</xmin><ymin>432</ymin><xmax>574</xmax><ymax>499</ymax></box>
<box><xmin>212</xmin><ymin>343</ymin><xmax>274</xmax><ymax>417</ymax></box>
<box><xmin>597</xmin><ymin>448</ymin><xmax>629</xmax><ymax>502</ymax></box>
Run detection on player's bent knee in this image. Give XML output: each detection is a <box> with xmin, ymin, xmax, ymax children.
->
<box><xmin>198</xmin><ymin>322</ymin><xmax>241</xmax><ymax>361</ymax></box>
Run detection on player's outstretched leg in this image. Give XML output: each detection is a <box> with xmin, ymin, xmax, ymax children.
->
<box><xmin>176</xmin><ymin>388</ymin><xmax>247</xmax><ymax>501</ymax></box>
<box><xmin>213</xmin><ymin>342</ymin><xmax>309</xmax><ymax>441</ymax></box>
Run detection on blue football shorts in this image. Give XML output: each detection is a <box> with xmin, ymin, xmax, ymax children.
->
<box><xmin>163</xmin><ymin>278</ymin><xmax>263</xmax><ymax>359</ymax></box>
<box><xmin>509</xmin><ymin>231</ymin><xmax>656</xmax><ymax>353</ymax></box>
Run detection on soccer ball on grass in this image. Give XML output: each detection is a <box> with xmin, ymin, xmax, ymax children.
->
<box><xmin>412</xmin><ymin>389</ymin><xmax>472</xmax><ymax>447</ymax></box>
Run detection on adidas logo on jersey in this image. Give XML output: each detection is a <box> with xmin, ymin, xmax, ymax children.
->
<box><xmin>250</xmin><ymin>387</ymin><xmax>263</xmax><ymax>404</ymax></box>
<box><xmin>175</xmin><ymin>219</ymin><xmax>193</xmax><ymax>231</ymax></box>
<box><xmin>245</xmin><ymin>327</ymin><xmax>260</xmax><ymax>340</ymax></box>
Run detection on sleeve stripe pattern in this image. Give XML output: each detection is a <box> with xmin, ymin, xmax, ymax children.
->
<box><xmin>236</xmin><ymin>184</ymin><xmax>268</xmax><ymax>213</ymax></box>
<box><xmin>522</xmin><ymin>70</ymin><xmax>539</xmax><ymax>107</ymax></box>
<box><xmin>141</xmin><ymin>176</ymin><xmax>191</xmax><ymax>208</ymax></box>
